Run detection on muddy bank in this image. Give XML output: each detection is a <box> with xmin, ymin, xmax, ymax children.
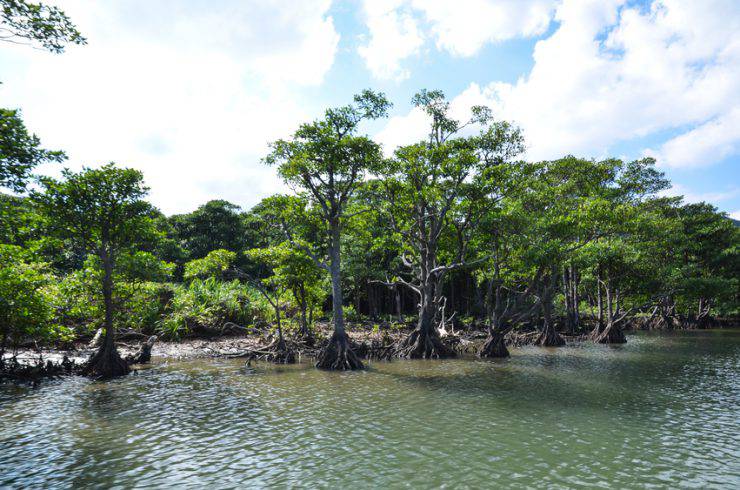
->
<box><xmin>4</xmin><ymin>317</ymin><xmax>736</xmax><ymax>384</ymax></box>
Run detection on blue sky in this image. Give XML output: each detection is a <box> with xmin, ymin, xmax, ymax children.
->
<box><xmin>1</xmin><ymin>0</ymin><xmax>738</xmax><ymax>217</ymax></box>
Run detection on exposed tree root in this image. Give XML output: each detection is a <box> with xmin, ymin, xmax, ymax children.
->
<box><xmin>295</xmin><ymin>329</ymin><xmax>316</xmax><ymax>347</ymax></box>
<box><xmin>0</xmin><ymin>355</ymin><xmax>77</xmax><ymax>384</ymax></box>
<box><xmin>395</xmin><ymin>327</ymin><xmax>457</xmax><ymax>359</ymax></box>
<box><xmin>264</xmin><ymin>337</ymin><xmax>296</xmax><ymax>364</ymax></box>
<box><xmin>536</xmin><ymin>325</ymin><xmax>566</xmax><ymax>347</ymax></box>
<box><xmin>126</xmin><ymin>335</ymin><xmax>157</xmax><ymax>365</ymax></box>
<box><xmin>478</xmin><ymin>331</ymin><xmax>510</xmax><ymax>358</ymax></box>
<box><xmin>315</xmin><ymin>331</ymin><xmax>364</xmax><ymax>370</ymax></box>
<box><xmin>82</xmin><ymin>344</ymin><xmax>131</xmax><ymax>379</ymax></box>
<box><xmin>590</xmin><ymin>324</ymin><xmax>627</xmax><ymax>344</ymax></box>
<box><xmin>228</xmin><ymin>337</ymin><xmax>297</xmax><ymax>364</ymax></box>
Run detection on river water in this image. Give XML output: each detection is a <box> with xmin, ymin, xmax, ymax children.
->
<box><xmin>1</xmin><ymin>329</ymin><xmax>738</xmax><ymax>488</ymax></box>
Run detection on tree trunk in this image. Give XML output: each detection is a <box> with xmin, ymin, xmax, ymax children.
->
<box><xmin>368</xmin><ymin>281</ymin><xmax>378</xmax><ymax>321</ymax></box>
<box><xmin>84</xmin><ymin>248</ymin><xmax>130</xmax><ymax>378</ymax></box>
<box><xmin>296</xmin><ymin>283</ymin><xmax>312</xmax><ymax>340</ymax></box>
<box><xmin>396</xmin><ymin>279</ymin><xmax>456</xmax><ymax>359</ymax></box>
<box><xmin>266</xmin><ymin>305</ymin><xmax>295</xmax><ymax>363</ymax></box>
<box><xmin>592</xmin><ymin>322</ymin><xmax>627</xmax><ymax>343</ymax></box>
<box><xmin>316</xmin><ymin>223</ymin><xmax>363</xmax><ymax>370</ymax></box>
<box><xmin>597</xmin><ymin>270</ymin><xmax>604</xmax><ymax>330</ymax></box>
<box><xmin>394</xmin><ymin>285</ymin><xmax>404</xmax><ymax>324</ymax></box>
<box><xmin>563</xmin><ymin>266</ymin><xmax>573</xmax><ymax>333</ymax></box>
<box><xmin>590</xmin><ymin>280</ymin><xmax>627</xmax><ymax>344</ymax></box>
<box><xmin>571</xmin><ymin>264</ymin><xmax>580</xmax><ymax>331</ymax></box>
<box><xmin>479</xmin><ymin>292</ymin><xmax>510</xmax><ymax>359</ymax></box>
<box><xmin>536</xmin><ymin>276</ymin><xmax>565</xmax><ymax>347</ymax></box>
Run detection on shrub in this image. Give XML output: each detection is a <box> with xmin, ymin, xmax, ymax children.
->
<box><xmin>183</xmin><ymin>249</ymin><xmax>236</xmax><ymax>281</ymax></box>
<box><xmin>0</xmin><ymin>245</ymin><xmax>67</xmax><ymax>351</ymax></box>
<box><xmin>159</xmin><ymin>278</ymin><xmax>268</xmax><ymax>339</ymax></box>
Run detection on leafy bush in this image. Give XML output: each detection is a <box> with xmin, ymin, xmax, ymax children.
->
<box><xmin>183</xmin><ymin>249</ymin><xmax>236</xmax><ymax>281</ymax></box>
<box><xmin>343</xmin><ymin>304</ymin><xmax>360</xmax><ymax>322</ymax></box>
<box><xmin>0</xmin><ymin>245</ymin><xmax>69</xmax><ymax>350</ymax></box>
<box><xmin>159</xmin><ymin>278</ymin><xmax>268</xmax><ymax>339</ymax></box>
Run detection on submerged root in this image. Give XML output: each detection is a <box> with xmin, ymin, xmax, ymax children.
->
<box><xmin>396</xmin><ymin>328</ymin><xmax>456</xmax><ymax>359</ymax></box>
<box><xmin>478</xmin><ymin>331</ymin><xmax>510</xmax><ymax>358</ymax></box>
<box><xmin>83</xmin><ymin>344</ymin><xmax>131</xmax><ymax>379</ymax></box>
<box><xmin>315</xmin><ymin>331</ymin><xmax>364</xmax><ymax>370</ymax></box>
<box><xmin>536</xmin><ymin>326</ymin><xmax>566</xmax><ymax>347</ymax></box>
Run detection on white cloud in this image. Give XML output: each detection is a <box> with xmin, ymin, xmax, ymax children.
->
<box><xmin>411</xmin><ymin>0</ymin><xmax>557</xmax><ymax>57</ymax></box>
<box><xmin>358</xmin><ymin>0</ymin><xmax>424</xmax><ymax>81</ymax></box>
<box><xmin>375</xmin><ymin>0</ymin><xmax>740</xmax><ymax>169</ymax></box>
<box><xmin>646</xmin><ymin>108</ymin><xmax>740</xmax><ymax>168</ymax></box>
<box><xmin>658</xmin><ymin>184</ymin><xmax>739</xmax><ymax>205</ymax></box>
<box><xmin>0</xmin><ymin>0</ymin><xmax>339</xmax><ymax>214</ymax></box>
<box><xmin>359</xmin><ymin>0</ymin><xmax>559</xmax><ymax>80</ymax></box>
<box><xmin>730</xmin><ymin>210</ymin><xmax>740</xmax><ymax>220</ymax></box>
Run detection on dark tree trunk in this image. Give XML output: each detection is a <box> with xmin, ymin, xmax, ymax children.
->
<box><xmin>591</xmin><ymin>322</ymin><xmax>627</xmax><ymax>343</ymax></box>
<box><xmin>295</xmin><ymin>283</ymin><xmax>312</xmax><ymax>341</ymax></box>
<box><xmin>536</xmin><ymin>275</ymin><xmax>565</xmax><ymax>347</ymax></box>
<box><xmin>267</xmin><ymin>309</ymin><xmax>295</xmax><ymax>363</ymax></box>
<box><xmin>84</xmin><ymin>249</ymin><xmax>130</xmax><ymax>378</ymax></box>
<box><xmin>316</xmin><ymin>223</ymin><xmax>363</xmax><ymax>370</ymax></box>
<box><xmin>479</xmin><ymin>328</ymin><xmax>509</xmax><ymax>358</ymax></box>
<box><xmin>563</xmin><ymin>266</ymin><xmax>573</xmax><ymax>333</ymax></box>
<box><xmin>590</xmin><ymin>281</ymin><xmax>627</xmax><ymax>344</ymax></box>
<box><xmin>368</xmin><ymin>281</ymin><xmax>378</xmax><ymax>321</ymax></box>
<box><xmin>397</xmin><ymin>280</ymin><xmax>456</xmax><ymax>359</ymax></box>
<box><xmin>597</xmin><ymin>269</ymin><xmax>604</xmax><ymax>330</ymax></box>
<box><xmin>571</xmin><ymin>264</ymin><xmax>580</xmax><ymax>331</ymax></box>
<box><xmin>479</xmin><ymin>277</ymin><xmax>510</xmax><ymax>358</ymax></box>
<box><xmin>394</xmin><ymin>285</ymin><xmax>404</xmax><ymax>324</ymax></box>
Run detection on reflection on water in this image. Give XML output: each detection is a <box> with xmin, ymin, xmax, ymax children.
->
<box><xmin>1</xmin><ymin>330</ymin><xmax>739</xmax><ymax>488</ymax></box>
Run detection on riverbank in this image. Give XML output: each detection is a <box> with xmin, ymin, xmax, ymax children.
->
<box><xmin>3</xmin><ymin>317</ymin><xmax>737</xmax><ymax>384</ymax></box>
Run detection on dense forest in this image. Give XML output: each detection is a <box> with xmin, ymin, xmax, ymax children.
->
<box><xmin>1</xmin><ymin>1</ymin><xmax>738</xmax><ymax>379</ymax></box>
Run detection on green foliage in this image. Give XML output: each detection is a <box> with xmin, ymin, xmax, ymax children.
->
<box><xmin>0</xmin><ymin>245</ymin><xmax>66</xmax><ymax>349</ymax></box>
<box><xmin>2</xmin><ymin>89</ymin><xmax>738</xmax><ymax>351</ymax></box>
<box><xmin>0</xmin><ymin>108</ymin><xmax>66</xmax><ymax>192</ymax></box>
<box><xmin>117</xmin><ymin>250</ymin><xmax>174</xmax><ymax>283</ymax></box>
<box><xmin>183</xmin><ymin>249</ymin><xmax>236</xmax><ymax>281</ymax></box>
<box><xmin>0</xmin><ymin>0</ymin><xmax>86</xmax><ymax>52</ymax></box>
<box><xmin>169</xmin><ymin>200</ymin><xmax>247</xmax><ymax>261</ymax></box>
<box><xmin>160</xmin><ymin>278</ymin><xmax>264</xmax><ymax>339</ymax></box>
<box><xmin>33</xmin><ymin>164</ymin><xmax>154</xmax><ymax>253</ymax></box>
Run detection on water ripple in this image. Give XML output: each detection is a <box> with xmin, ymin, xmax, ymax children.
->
<box><xmin>1</xmin><ymin>329</ymin><xmax>739</xmax><ymax>488</ymax></box>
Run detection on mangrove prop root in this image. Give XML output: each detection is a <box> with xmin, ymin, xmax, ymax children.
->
<box><xmin>478</xmin><ymin>332</ymin><xmax>510</xmax><ymax>358</ymax></box>
<box><xmin>315</xmin><ymin>331</ymin><xmax>364</xmax><ymax>370</ymax></box>
<box><xmin>536</xmin><ymin>325</ymin><xmax>566</xmax><ymax>347</ymax></box>
<box><xmin>229</xmin><ymin>338</ymin><xmax>297</xmax><ymax>364</ymax></box>
<box><xmin>126</xmin><ymin>335</ymin><xmax>157</xmax><ymax>365</ymax></box>
<box><xmin>0</xmin><ymin>355</ymin><xmax>77</xmax><ymax>384</ymax></box>
<box><xmin>395</xmin><ymin>327</ymin><xmax>457</xmax><ymax>359</ymax></box>
<box><xmin>83</xmin><ymin>344</ymin><xmax>131</xmax><ymax>379</ymax></box>
<box><xmin>590</xmin><ymin>324</ymin><xmax>627</xmax><ymax>344</ymax></box>
<box><xmin>265</xmin><ymin>338</ymin><xmax>296</xmax><ymax>364</ymax></box>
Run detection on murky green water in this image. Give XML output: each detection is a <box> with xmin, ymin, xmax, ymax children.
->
<box><xmin>1</xmin><ymin>330</ymin><xmax>739</xmax><ymax>488</ymax></box>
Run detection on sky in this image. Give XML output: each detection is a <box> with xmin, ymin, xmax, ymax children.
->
<box><xmin>1</xmin><ymin>0</ymin><xmax>738</xmax><ymax>218</ymax></box>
